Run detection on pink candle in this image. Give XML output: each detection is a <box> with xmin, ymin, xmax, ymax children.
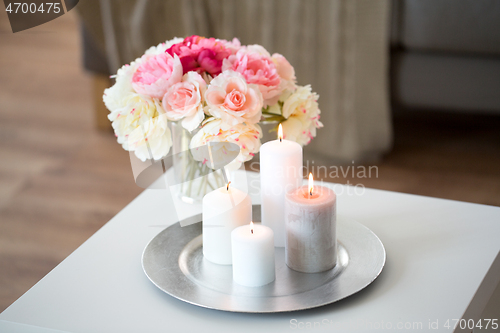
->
<box><xmin>285</xmin><ymin>174</ymin><xmax>337</xmax><ymax>273</ymax></box>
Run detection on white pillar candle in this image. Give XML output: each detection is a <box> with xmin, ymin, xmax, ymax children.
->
<box><xmin>203</xmin><ymin>183</ymin><xmax>252</xmax><ymax>265</ymax></box>
<box><xmin>260</xmin><ymin>124</ymin><xmax>303</xmax><ymax>247</ymax></box>
<box><xmin>285</xmin><ymin>174</ymin><xmax>337</xmax><ymax>273</ymax></box>
<box><xmin>231</xmin><ymin>222</ymin><xmax>275</xmax><ymax>287</ymax></box>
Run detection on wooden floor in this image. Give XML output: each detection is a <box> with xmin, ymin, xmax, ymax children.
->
<box><xmin>0</xmin><ymin>12</ymin><xmax>142</xmax><ymax>310</ymax></box>
<box><xmin>1</xmin><ymin>11</ymin><xmax>500</xmax><ymax>314</ymax></box>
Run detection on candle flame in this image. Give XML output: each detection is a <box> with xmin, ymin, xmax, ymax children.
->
<box><xmin>250</xmin><ymin>221</ymin><xmax>254</xmax><ymax>234</ymax></box>
<box><xmin>226</xmin><ymin>181</ymin><xmax>231</xmax><ymax>191</ymax></box>
<box><xmin>308</xmin><ymin>173</ymin><xmax>314</xmax><ymax>196</ymax></box>
<box><xmin>278</xmin><ymin>123</ymin><xmax>283</xmax><ymax>142</ymax></box>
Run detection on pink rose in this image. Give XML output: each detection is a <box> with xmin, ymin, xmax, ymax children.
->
<box><xmin>222</xmin><ymin>47</ymin><xmax>281</xmax><ymax>106</ymax></box>
<box><xmin>205</xmin><ymin>70</ymin><xmax>263</xmax><ymax>126</ymax></box>
<box><xmin>163</xmin><ymin>72</ymin><xmax>207</xmax><ymax>132</ymax></box>
<box><xmin>132</xmin><ymin>53</ymin><xmax>182</xmax><ymax>99</ymax></box>
<box><xmin>166</xmin><ymin>35</ymin><xmax>232</xmax><ymax>76</ymax></box>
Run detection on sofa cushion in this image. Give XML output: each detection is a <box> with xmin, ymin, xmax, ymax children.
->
<box><xmin>392</xmin><ymin>51</ymin><xmax>500</xmax><ymax>113</ymax></box>
<box><xmin>393</xmin><ymin>0</ymin><xmax>500</xmax><ymax>55</ymax></box>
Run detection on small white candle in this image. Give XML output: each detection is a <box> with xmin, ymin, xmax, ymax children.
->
<box><xmin>231</xmin><ymin>222</ymin><xmax>276</xmax><ymax>287</ymax></box>
<box><xmin>285</xmin><ymin>173</ymin><xmax>337</xmax><ymax>273</ymax></box>
<box><xmin>203</xmin><ymin>182</ymin><xmax>252</xmax><ymax>265</ymax></box>
<box><xmin>260</xmin><ymin>124</ymin><xmax>303</xmax><ymax>247</ymax></box>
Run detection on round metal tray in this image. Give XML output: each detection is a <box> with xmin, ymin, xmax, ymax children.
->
<box><xmin>142</xmin><ymin>205</ymin><xmax>385</xmax><ymax>313</ymax></box>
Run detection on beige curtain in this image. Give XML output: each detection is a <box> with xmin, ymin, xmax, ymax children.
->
<box><xmin>78</xmin><ymin>0</ymin><xmax>392</xmax><ymax>162</ymax></box>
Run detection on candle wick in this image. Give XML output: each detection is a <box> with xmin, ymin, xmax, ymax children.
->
<box><xmin>226</xmin><ymin>181</ymin><xmax>231</xmax><ymax>191</ymax></box>
<box><xmin>310</xmin><ymin>189</ymin><xmax>313</xmax><ymax>196</ymax></box>
<box><xmin>251</xmin><ymin>229</ymin><xmax>253</xmax><ymax>234</ymax></box>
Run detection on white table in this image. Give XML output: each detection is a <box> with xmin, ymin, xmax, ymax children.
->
<box><xmin>1</xmin><ymin>171</ymin><xmax>499</xmax><ymax>333</ymax></box>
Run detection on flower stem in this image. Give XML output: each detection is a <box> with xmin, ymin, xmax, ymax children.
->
<box><xmin>261</xmin><ymin>115</ymin><xmax>286</xmax><ymax>123</ymax></box>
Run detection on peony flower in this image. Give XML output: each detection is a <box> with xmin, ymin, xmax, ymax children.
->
<box><xmin>163</xmin><ymin>72</ymin><xmax>207</xmax><ymax>132</ymax></box>
<box><xmin>222</xmin><ymin>46</ymin><xmax>282</xmax><ymax>106</ymax></box>
<box><xmin>105</xmin><ymin>39</ymin><xmax>184</xmax><ymax>114</ymax></box>
<box><xmin>166</xmin><ymin>35</ymin><xmax>232</xmax><ymax>76</ymax></box>
<box><xmin>103</xmin><ymin>37</ymin><xmax>322</xmax><ymax>165</ymax></box>
<box><xmin>106</xmin><ymin>62</ymin><xmax>173</xmax><ymax>163</ymax></box>
<box><xmin>272</xmin><ymin>53</ymin><xmax>296</xmax><ymax>93</ymax></box>
<box><xmin>127</xmin><ymin>113</ymin><xmax>172</xmax><ymax>162</ymax></box>
<box><xmin>108</xmin><ymin>91</ymin><xmax>172</xmax><ymax>161</ymax></box>
<box><xmin>145</xmin><ymin>37</ymin><xmax>184</xmax><ymax>56</ymax></box>
<box><xmin>281</xmin><ymin>85</ymin><xmax>323</xmax><ymax>146</ymax></box>
<box><xmin>104</xmin><ymin>59</ymin><xmax>142</xmax><ymax>114</ymax></box>
<box><xmin>221</xmin><ymin>37</ymin><xmax>242</xmax><ymax>54</ymax></box>
<box><xmin>131</xmin><ymin>53</ymin><xmax>183</xmax><ymax>99</ymax></box>
<box><xmin>190</xmin><ymin>119</ymin><xmax>262</xmax><ymax>171</ymax></box>
<box><xmin>205</xmin><ymin>70</ymin><xmax>263</xmax><ymax>126</ymax></box>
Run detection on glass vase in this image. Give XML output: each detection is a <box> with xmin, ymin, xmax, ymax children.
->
<box><xmin>171</xmin><ymin>122</ymin><xmax>225</xmax><ymax>204</ymax></box>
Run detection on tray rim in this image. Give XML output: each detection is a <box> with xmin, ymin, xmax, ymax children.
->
<box><xmin>142</xmin><ymin>206</ymin><xmax>386</xmax><ymax>313</ymax></box>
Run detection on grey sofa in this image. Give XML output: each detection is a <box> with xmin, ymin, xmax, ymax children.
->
<box><xmin>390</xmin><ymin>0</ymin><xmax>500</xmax><ymax>113</ymax></box>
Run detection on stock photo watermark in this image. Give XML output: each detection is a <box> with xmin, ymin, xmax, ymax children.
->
<box><xmin>3</xmin><ymin>0</ymin><xmax>79</xmax><ymax>33</ymax></box>
<box><xmin>247</xmin><ymin>160</ymin><xmax>379</xmax><ymax>197</ymax></box>
<box><xmin>289</xmin><ymin>318</ymin><xmax>499</xmax><ymax>331</ymax></box>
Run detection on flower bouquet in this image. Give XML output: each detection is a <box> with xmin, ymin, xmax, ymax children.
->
<box><xmin>103</xmin><ymin>35</ymin><xmax>323</xmax><ymax>202</ymax></box>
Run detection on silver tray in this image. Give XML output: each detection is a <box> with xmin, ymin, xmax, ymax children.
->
<box><xmin>142</xmin><ymin>205</ymin><xmax>385</xmax><ymax>313</ymax></box>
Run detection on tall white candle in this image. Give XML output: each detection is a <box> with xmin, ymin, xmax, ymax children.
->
<box><xmin>231</xmin><ymin>222</ymin><xmax>275</xmax><ymax>287</ymax></box>
<box><xmin>285</xmin><ymin>174</ymin><xmax>337</xmax><ymax>273</ymax></box>
<box><xmin>260</xmin><ymin>124</ymin><xmax>303</xmax><ymax>247</ymax></box>
<box><xmin>203</xmin><ymin>183</ymin><xmax>252</xmax><ymax>265</ymax></box>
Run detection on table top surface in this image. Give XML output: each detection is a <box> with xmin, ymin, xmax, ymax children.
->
<box><xmin>1</xmin><ymin>170</ymin><xmax>499</xmax><ymax>333</ymax></box>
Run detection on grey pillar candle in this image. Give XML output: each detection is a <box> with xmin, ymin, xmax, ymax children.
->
<box><xmin>285</xmin><ymin>180</ymin><xmax>336</xmax><ymax>273</ymax></box>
